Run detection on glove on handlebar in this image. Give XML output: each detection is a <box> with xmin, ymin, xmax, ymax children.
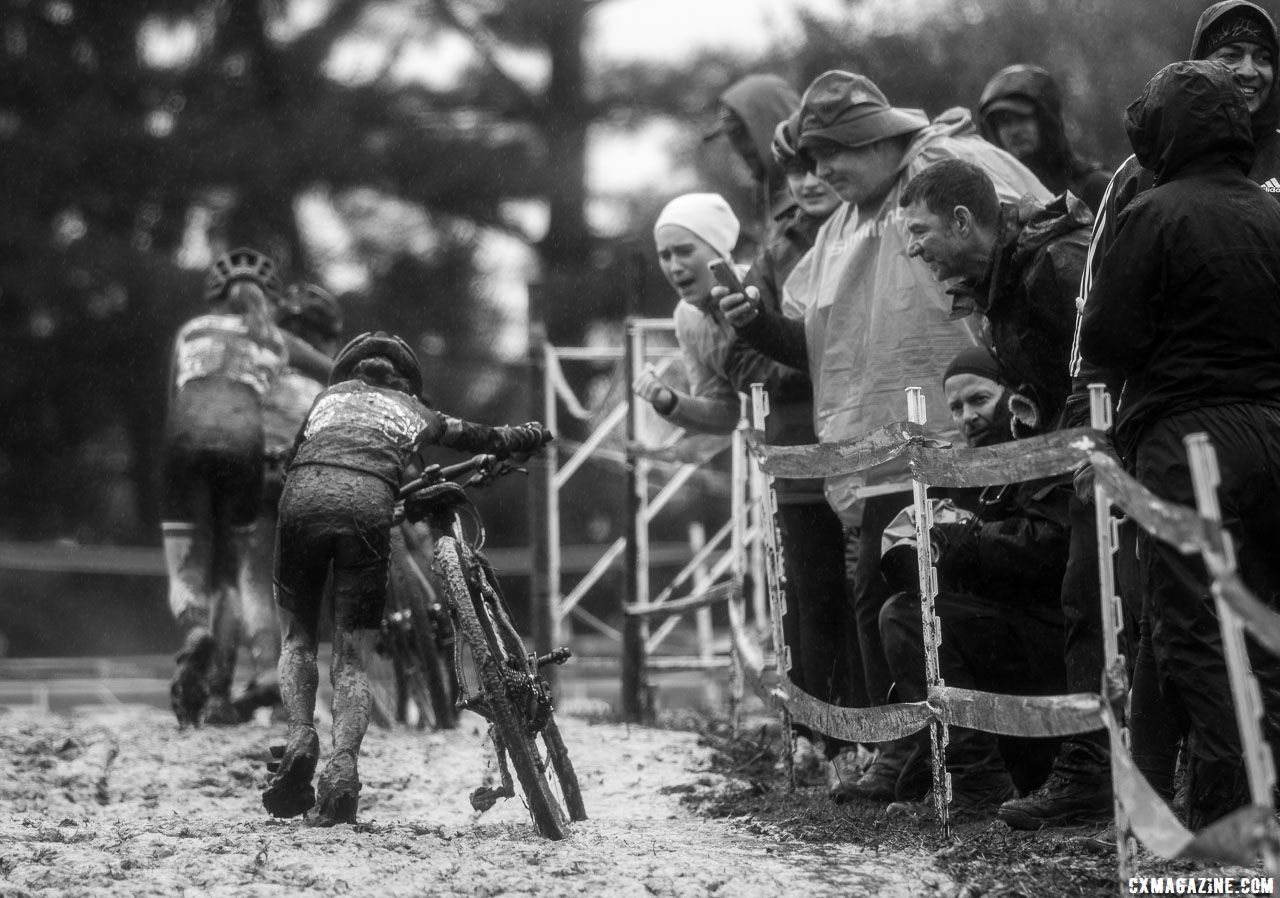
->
<box><xmin>497</xmin><ymin>422</ymin><xmax>553</xmax><ymax>458</ymax></box>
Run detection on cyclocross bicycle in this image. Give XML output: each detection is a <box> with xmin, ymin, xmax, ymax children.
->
<box><xmin>399</xmin><ymin>453</ymin><xmax>588</xmax><ymax>840</ymax></box>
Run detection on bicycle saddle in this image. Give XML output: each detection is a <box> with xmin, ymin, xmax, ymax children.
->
<box><xmin>403</xmin><ymin>482</ymin><xmax>469</xmax><ymax>522</ymax></box>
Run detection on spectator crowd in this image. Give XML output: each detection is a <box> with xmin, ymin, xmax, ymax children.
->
<box><xmin>632</xmin><ymin>0</ymin><xmax>1280</xmax><ymax>833</ymax></box>
<box><xmin>156</xmin><ymin>0</ymin><xmax>1280</xmax><ymax>837</ymax></box>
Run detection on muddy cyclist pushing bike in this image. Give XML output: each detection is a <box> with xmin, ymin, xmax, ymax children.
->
<box><xmin>261</xmin><ymin>330</ymin><xmax>553</xmax><ymax>827</ymax></box>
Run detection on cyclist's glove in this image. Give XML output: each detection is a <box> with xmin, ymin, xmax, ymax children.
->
<box><xmin>498</xmin><ymin>422</ymin><xmax>553</xmax><ymax>459</ymax></box>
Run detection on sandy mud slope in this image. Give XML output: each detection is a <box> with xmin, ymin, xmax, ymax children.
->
<box><xmin>0</xmin><ymin>706</ymin><xmax>947</xmax><ymax>897</ymax></box>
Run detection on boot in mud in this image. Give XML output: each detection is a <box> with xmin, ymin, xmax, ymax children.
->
<box><xmin>233</xmin><ymin>631</ymin><xmax>283</xmax><ymax>721</ymax></box>
<box><xmin>233</xmin><ymin>677</ymin><xmax>283</xmax><ymax>722</ymax></box>
<box><xmin>200</xmin><ymin>642</ymin><xmax>243</xmax><ymax>727</ymax></box>
<box><xmin>170</xmin><ymin>625</ymin><xmax>215</xmax><ymax>727</ymax></box>
<box><xmin>262</xmin><ymin>725</ymin><xmax>320</xmax><ymax>819</ymax></box>
<box><xmin>200</xmin><ymin>694</ymin><xmax>242</xmax><ymax>726</ymax></box>
<box><xmin>315</xmin><ymin>750</ymin><xmax>361</xmax><ymax>825</ymax></box>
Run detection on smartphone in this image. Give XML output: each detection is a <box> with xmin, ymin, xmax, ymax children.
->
<box><xmin>708</xmin><ymin>258</ymin><xmax>745</xmax><ymax>294</ymax></box>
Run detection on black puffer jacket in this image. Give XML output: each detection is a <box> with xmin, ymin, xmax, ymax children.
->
<box><xmin>1079</xmin><ymin>60</ymin><xmax>1280</xmax><ymax>458</ymax></box>
<box><xmin>1066</xmin><ymin>0</ymin><xmax>1280</xmax><ymax>430</ymax></box>
<box><xmin>978</xmin><ymin>65</ymin><xmax>1111</xmax><ymax>212</ymax></box>
<box><xmin>950</xmin><ymin>193</ymin><xmax>1092</xmax><ymax>434</ymax></box>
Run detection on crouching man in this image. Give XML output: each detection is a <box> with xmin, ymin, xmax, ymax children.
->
<box><xmin>878</xmin><ymin>346</ymin><xmax>1071</xmax><ymax>818</ymax></box>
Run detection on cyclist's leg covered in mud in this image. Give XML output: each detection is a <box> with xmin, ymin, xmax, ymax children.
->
<box><xmin>317</xmin><ymin>474</ymin><xmax>395</xmax><ymax>825</ymax></box>
<box><xmin>265</xmin><ymin>464</ymin><xmax>340</xmax><ymax>818</ymax></box>
<box><xmin>267</xmin><ymin>464</ymin><xmax>392</xmax><ymax>823</ymax></box>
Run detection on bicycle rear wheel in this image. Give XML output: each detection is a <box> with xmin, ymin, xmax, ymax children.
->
<box><xmin>434</xmin><ymin>537</ymin><xmax>571</xmax><ymax>840</ymax></box>
<box><xmin>396</xmin><ymin>523</ymin><xmax>459</xmax><ymax>728</ymax></box>
<box><xmin>357</xmin><ymin>632</ymin><xmax>399</xmax><ymax>729</ymax></box>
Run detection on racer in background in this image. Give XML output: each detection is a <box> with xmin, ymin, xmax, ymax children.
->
<box><xmin>233</xmin><ymin>282</ymin><xmax>343</xmax><ymax>721</ymax></box>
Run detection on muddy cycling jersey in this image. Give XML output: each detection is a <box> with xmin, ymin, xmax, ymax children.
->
<box><xmin>289</xmin><ymin>381</ymin><xmax>444</xmax><ymax>488</ymax></box>
<box><xmin>263</xmin><ymin>369</ymin><xmax>325</xmax><ymax>458</ymax></box>
<box><xmin>173</xmin><ymin>314</ymin><xmax>288</xmax><ymax>399</ymax></box>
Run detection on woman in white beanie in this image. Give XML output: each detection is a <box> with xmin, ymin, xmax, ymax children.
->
<box><xmin>632</xmin><ymin>192</ymin><xmax>749</xmax><ymax>433</ymax></box>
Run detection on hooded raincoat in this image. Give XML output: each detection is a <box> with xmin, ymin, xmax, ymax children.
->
<box><xmin>717</xmin><ymin>75</ymin><xmax>800</xmax><ymax>230</ymax></box>
<box><xmin>1079</xmin><ymin>61</ymin><xmax>1280</xmax><ymax>456</ymax></box>
<box><xmin>1078</xmin><ymin>61</ymin><xmax>1280</xmax><ymax>820</ymax></box>
<box><xmin>780</xmin><ymin>108</ymin><xmax>1050</xmax><ymax>526</ymax></box>
<box><xmin>978</xmin><ymin>66</ymin><xmax>1112</xmax><ymax>212</ymax></box>
<box><xmin>1067</xmin><ymin>0</ymin><xmax>1280</xmax><ymax>428</ymax></box>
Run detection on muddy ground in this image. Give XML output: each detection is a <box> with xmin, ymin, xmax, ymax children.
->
<box><xmin>0</xmin><ymin>703</ymin><xmax>1264</xmax><ymax>897</ymax></box>
<box><xmin>0</xmin><ymin>704</ymin><xmax>948</xmax><ymax>897</ymax></box>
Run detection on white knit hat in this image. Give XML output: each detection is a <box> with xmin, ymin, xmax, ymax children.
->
<box><xmin>653</xmin><ymin>193</ymin><xmax>740</xmax><ymax>261</ymax></box>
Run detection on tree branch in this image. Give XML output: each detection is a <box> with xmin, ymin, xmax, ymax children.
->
<box><xmin>425</xmin><ymin>0</ymin><xmax>544</xmax><ymax>116</ymax></box>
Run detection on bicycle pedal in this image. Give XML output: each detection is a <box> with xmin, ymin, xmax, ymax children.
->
<box><xmin>535</xmin><ymin>647</ymin><xmax>572</xmax><ymax>668</ymax></box>
<box><xmin>469</xmin><ymin>786</ymin><xmax>503</xmax><ymax>813</ymax></box>
<box><xmin>457</xmin><ymin>696</ymin><xmax>488</xmax><ymax>715</ymax></box>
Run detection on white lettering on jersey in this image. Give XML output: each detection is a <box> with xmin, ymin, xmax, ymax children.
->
<box><xmin>305</xmin><ymin>389</ymin><xmax>427</xmax><ymax>447</ymax></box>
<box><xmin>174</xmin><ymin>314</ymin><xmax>286</xmax><ymax>398</ymax></box>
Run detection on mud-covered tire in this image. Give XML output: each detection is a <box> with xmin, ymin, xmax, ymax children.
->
<box><xmin>434</xmin><ymin>537</ymin><xmax>570</xmax><ymax>840</ymax></box>
<box><xmin>394</xmin><ymin>525</ymin><xmax>458</xmax><ymax>728</ymax></box>
<box><xmin>542</xmin><ymin>717</ymin><xmax>587</xmax><ymax>822</ymax></box>
<box><xmin>356</xmin><ymin>631</ymin><xmax>398</xmax><ymax>729</ymax></box>
<box><xmin>384</xmin><ymin>527</ymin><xmax>456</xmax><ymax>728</ymax></box>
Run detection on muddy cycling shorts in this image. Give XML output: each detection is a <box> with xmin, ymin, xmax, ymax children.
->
<box><xmin>163</xmin><ymin>379</ymin><xmax>267</xmax><ymax>527</ymax></box>
<box><xmin>162</xmin><ymin>430</ymin><xmax>264</xmax><ymax>528</ymax></box>
<box><xmin>274</xmin><ymin>464</ymin><xmax>394</xmax><ymax>638</ymax></box>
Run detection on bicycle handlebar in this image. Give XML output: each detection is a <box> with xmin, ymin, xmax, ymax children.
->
<box><xmin>398</xmin><ymin>453</ymin><xmax>524</xmax><ymax>500</ymax></box>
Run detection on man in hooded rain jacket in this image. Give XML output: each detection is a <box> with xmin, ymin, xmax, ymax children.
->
<box><xmin>1080</xmin><ymin>59</ymin><xmax>1280</xmax><ymax>830</ymax></box>
<box><xmin>978</xmin><ymin>65</ymin><xmax>1111</xmax><ymax>213</ymax></box>
<box><xmin>1046</xmin><ymin>0</ymin><xmax>1280</xmax><ymax>833</ymax></box>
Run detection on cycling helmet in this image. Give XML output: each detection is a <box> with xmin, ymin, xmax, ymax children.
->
<box><xmin>770</xmin><ymin>111</ymin><xmax>803</xmax><ymax>168</ymax></box>
<box><xmin>330</xmin><ymin>330</ymin><xmax>422</xmax><ymax>397</ymax></box>
<box><xmin>279</xmin><ymin>282</ymin><xmax>344</xmax><ymax>341</ymax></box>
<box><xmin>204</xmin><ymin>247</ymin><xmax>284</xmax><ymax>304</ymax></box>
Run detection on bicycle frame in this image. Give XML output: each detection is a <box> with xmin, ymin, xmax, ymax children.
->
<box><xmin>399</xmin><ymin>454</ymin><xmax>585</xmax><ymax>838</ymax></box>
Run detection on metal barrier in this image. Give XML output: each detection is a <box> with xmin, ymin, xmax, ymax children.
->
<box><xmin>530</xmin><ymin>318</ymin><xmax>766</xmax><ymax>722</ymax></box>
<box><xmin>739</xmin><ymin>381</ymin><xmax>1280</xmax><ymax>884</ymax></box>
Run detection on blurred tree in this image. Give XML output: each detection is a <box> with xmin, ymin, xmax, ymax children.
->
<box><xmin>0</xmin><ymin>0</ymin><xmax>1224</xmax><ymax>553</ymax></box>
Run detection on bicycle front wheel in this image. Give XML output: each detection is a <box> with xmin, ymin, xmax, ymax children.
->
<box><xmin>434</xmin><ymin>536</ymin><xmax>572</xmax><ymax>840</ymax></box>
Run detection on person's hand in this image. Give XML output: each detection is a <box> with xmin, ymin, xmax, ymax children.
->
<box><xmin>509</xmin><ymin>422</ymin><xmax>553</xmax><ymax>462</ymax></box>
<box><xmin>519</xmin><ymin>421</ymin><xmax>554</xmax><ymax>448</ymax></box>
<box><xmin>514</xmin><ymin>422</ymin><xmax>552</xmax><ymax>455</ymax></box>
<box><xmin>715</xmin><ymin>284</ymin><xmax>762</xmax><ymax>328</ymax></box>
<box><xmin>632</xmin><ymin>366</ymin><xmax>676</xmax><ymax>414</ymax></box>
<box><xmin>1073</xmin><ymin>462</ymin><xmax>1096</xmax><ymax>505</ymax></box>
